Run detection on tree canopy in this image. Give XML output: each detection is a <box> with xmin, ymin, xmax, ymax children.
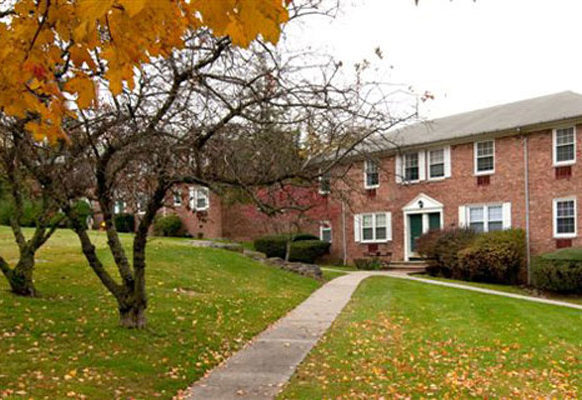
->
<box><xmin>0</xmin><ymin>0</ymin><xmax>290</xmax><ymax>142</ymax></box>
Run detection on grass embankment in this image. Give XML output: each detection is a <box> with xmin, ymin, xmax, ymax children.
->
<box><xmin>0</xmin><ymin>227</ymin><xmax>319</xmax><ymax>399</ymax></box>
<box><xmin>280</xmin><ymin>277</ymin><xmax>582</xmax><ymax>399</ymax></box>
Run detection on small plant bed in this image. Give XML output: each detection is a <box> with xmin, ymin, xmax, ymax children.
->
<box><xmin>279</xmin><ymin>277</ymin><xmax>582</xmax><ymax>399</ymax></box>
<box><xmin>0</xmin><ymin>227</ymin><xmax>319</xmax><ymax>399</ymax></box>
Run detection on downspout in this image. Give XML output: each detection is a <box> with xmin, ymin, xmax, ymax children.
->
<box><xmin>341</xmin><ymin>199</ymin><xmax>347</xmax><ymax>265</ymax></box>
<box><xmin>523</xmin><ymin>132</ymin><xmax>532</xmax><ymax>285</ymax></box>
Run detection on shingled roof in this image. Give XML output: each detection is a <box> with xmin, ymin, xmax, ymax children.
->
<box><xmin>373</xmin><ymin>91</ymin><xmax>582</xmax><ymax>151</ymax></box>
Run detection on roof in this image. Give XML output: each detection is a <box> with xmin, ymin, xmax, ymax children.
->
<box><xmin>369</xmin><ymin>91</ymin><xmax>582</xmax><ymax>151</ymax></box>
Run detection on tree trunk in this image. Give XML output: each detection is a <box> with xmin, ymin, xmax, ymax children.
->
<box><xmin>285</xmin><ymin>239</ymin><xmax>292</xmax><ymax>262</ymax></box>
<box><xmin>7</xmin><ymin>254</ymin><xmax>37</xmax><ymax>297</ymax></box>
<box><xmin>119</xmin><ymin>301</ymin><xmax>147</xmax><ymax>329</ymax></box>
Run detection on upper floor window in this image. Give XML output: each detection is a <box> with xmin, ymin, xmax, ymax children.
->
<box><xmin>553</xmin><ymin>127</ymin><xmax>576</xmax><ymax>166</ymax></box>
<box><xmin>190</xmin><ymin>187</ymin><xmax>210</xmax><ymax>211</ymax></box>
<box><xmin>173</xmin><ymin>189</ymin><xmax>182</xmax><ymax>207</ymax></box>
<box><xmin>428</xmin><ymin>148</ymin><xmax>445</xmax><ymax>179</ymax></box>
<box><xmin>319</xmin><ymin>172</ymin><xmax>331</xmax><ymax>194</ymax></box>
<box><xmin>554</xmin><ymin>198</ymin><xmax>576</xmax><ymax>238</ymax></box>
<box><xmin>320</xmin><ymin>223</ymin><xmax>332</xmax><ymax>243</ymax></box>
<box><xmin>364</xmin><ymin>160</ymin><xmax>379</xmax><ymax>188</ymax></box>
<box><xmin>113</xmin><ymin>200</ymin><xmax>126</xmax><ymax>214</ymax></box>
<box><xmin>404</xmin><ymin>152</ymin><xmax>420</xmax><ymax>181</ymax></box>
<box><xmin>474</xmin><ymin>140</ymin><xmax>495</xmax><ymax>175</ymax></box>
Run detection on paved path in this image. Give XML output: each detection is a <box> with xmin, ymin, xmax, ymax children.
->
<box><xmin>186</xmin><ymin>270</ymin><xmax>582</xmax><ymax>400</ymax></box>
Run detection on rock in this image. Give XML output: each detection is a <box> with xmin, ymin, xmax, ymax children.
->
<box><xmin>243</xmin><ymin>249</ymin><xmax>267</xmax><ymax>260</ymax></box>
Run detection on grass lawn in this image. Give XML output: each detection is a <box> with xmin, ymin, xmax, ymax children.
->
<box><xmin>0</xmin><ymin>227</ymin><xmax>319</xmax><ymax>399</ymax></box>
<box><xmin>279</xmin><ymin>277</ymin><xmax>582</xmax><ymax>399</ymax></box>
<box><xmin>417</xmin><ymin>274</ymin><xmax>582</xmax><ymax>306</ymax></box>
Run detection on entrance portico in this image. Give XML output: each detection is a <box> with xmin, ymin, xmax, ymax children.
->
<box><xmin>402</xmin><ymin>193</ymin><xmax>444</xmax><ymax>261</ymax></box>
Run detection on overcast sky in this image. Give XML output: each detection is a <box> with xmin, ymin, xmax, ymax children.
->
<box><xmin>284</xmin><ymin>0</ymin><xmax>582</xmax><ymax>119</ymax></box>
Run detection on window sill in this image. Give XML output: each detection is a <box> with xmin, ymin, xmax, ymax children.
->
<box><xmin>360</xmin><ymin>240</ymin><xmax>390</xmax><ymax>244</ymax></box>
<box><xmin>474</xmin><ymin>171</ymin><xmax>494</xmax><ymax>177</ymax></box>
<box><xmin>554</xmin><ymin>161</ymin><xmax>576</xmax><ymax>167</ymax></box>
<box><xmin>427</xmin><ymin>176</ymin><xmax>447</xmax><ymax>182</ymax></box>
<box><xmin>364</xmin><ymin>185</ymin><xmax>380</xmax><ymax>190</ymax></box>
<box><xmin>554</xmin><ymin>234</ymin><xmax>577</xmax><ymax>239</ymax></box>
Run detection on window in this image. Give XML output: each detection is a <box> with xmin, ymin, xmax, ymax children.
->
<box><xmin>113</xmin><ymin>200</ymin><xmax>125</xmax><ymax>214</ymax></box>
<box><xmin>364</xmin><ymin>160</ymin><xmax>379</xmax><ymax>188</ymax></box>
<box><xmin>190</xmin><ymin>187</ymin><xmax>210</xmax><ymax>211</ymax></box>
<box><xmin>173</xmin><ymin>189</ymin><xmax>182</xmax><ymax>207</ymax></box>
<box><xmin>404</xmin><ymin>152</ymin><xmax>419</xmax><ymax>181</ymax></box>
<box><xmin>554</xmin><ymin>198</ymin><xmax>576</xmax><ymax>238</ymax></box>
<box><xmin>319</xmin><ymin>172</ymin><xmax>331</xmax><ymax>194</ymax></box>
<box><xmin>553</xmin><ymin>127</ymin><xmax>576</xmax><ymax>166</ymax></box>
<box><xmin>136</xmin><ymin>196</ymin><xmax>147</xmax><ymax>215</ymax></box>
<box><xmin>360</xmin><ymin>213</ymin><xmax>389</xmax><ymax>242</ymax></box>
<box><xmin>468</xmin><ymin>204</ymin><xmax>504</xmax><ymax>233</ymax></box>
<box><xmin>428</xmin><ymin>148</ymin><xmax>445</xmax><ymax>179</ymax></box>
<box><xmin>320</xmin><ymin>224</ymin><xmax>332</xmax><ymax>243</ymax></box>
<box><xmin>475</xmin><ymin>140</ymin><xmax>495</xmax><ymax>174</ymax></box>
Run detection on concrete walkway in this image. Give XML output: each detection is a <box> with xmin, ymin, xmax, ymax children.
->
<box><xmin>186</xmin><ymin>270</ymin><xmax>582</xmax><ymax>400</ymax></box>
<box><xmin>185</xmin><ymin>272</ymin><xmax>378</xmax><ymax>400</ymax></box>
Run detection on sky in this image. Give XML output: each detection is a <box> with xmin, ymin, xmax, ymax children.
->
<box><xmin>284</xmin><ymin>0</ymin><xmax>582</xmax><ymax>119</ymax></box>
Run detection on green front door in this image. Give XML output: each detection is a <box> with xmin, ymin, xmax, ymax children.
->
<box><xmin>409</xmin><ymin>214</ymin><xmax>423</xmax><ymax>252</ymax></box>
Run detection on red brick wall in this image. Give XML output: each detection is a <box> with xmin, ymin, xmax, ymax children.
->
<box><xmin>163</xmin><ymin>187</ymin><xmax>223</xmax><ymax>239</ymax></box>
<box><xmin>327</xmin><ymin>133</ymin><xmax>528</xmax><ymax>262</ymax></box>
<box><xmin>527</xmin><ymin>125</ymin><xmax>582</xmax><ymax>254</ymax></box>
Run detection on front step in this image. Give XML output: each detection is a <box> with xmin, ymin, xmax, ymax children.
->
<box><xmin>385</xmin><ymin>261</ymin><xmax>427</xmax><ymax>271</ymax></box>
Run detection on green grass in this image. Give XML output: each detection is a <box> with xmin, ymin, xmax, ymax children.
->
<box><xmin>279</xmin><ymin>277</ymin><xmax>582</xmax><ymax>399</ymax></box>
<box><xmin>417</xmin><ymin>274</ymin><xmax>582</xmax><ymax>306</ymax></box>
<box><xmin>0</xmin><ymin>227</ymin><xmax>319</xmax><ymax>399</ymax></box>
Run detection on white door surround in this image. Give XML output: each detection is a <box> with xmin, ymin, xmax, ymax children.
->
<box><xmin>402</xmin><ymin>193</ymin><xmax>444</xmax><ymax>261</ymax></box>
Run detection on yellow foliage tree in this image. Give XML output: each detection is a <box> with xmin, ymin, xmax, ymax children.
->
<box><xmin>0</xmin><ymin>0</ymin><xmax>290</xmax><ymax>142</ymax></box>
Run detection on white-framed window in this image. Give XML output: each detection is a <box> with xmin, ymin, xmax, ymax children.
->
<box><xmin>354</xmin><ymin>212</ymin><xmax>392</xmax><ymax>243</ymax></box>
<box><xmin>364</xmin><ymin>160</ymin><xmax>379</xmax><ymax>188</ymax></box>
<box><xmin>428</xmin><ymin>148</ymin><xmax>445</xmax><ymax>179</ymax></box>
<box><xmin>474</xmin><ymin>140</ymin><xmax>495</xmax><ymax>175</ymax></box>
<box><xmin>189</xmin><ymin>187</ymin><xmax>210</xmax><ymax>211</ymax></box>
<box><xmin>460</xmin><ymin>203</ymin><xmax>511</xmax><ymax>232</ymax></box>
<box><xmin>320</xmin><ymin>223</ymin><xmax>332</xmax><ymax>243</ymax></box>
<box><xmin>136</xmin><ymin>195</ymin><xmax>147</xmax><ymax>215</ymax></box>
<box><xmin>173</xmin><ymin>189</ymin><xmax>182</xmax><ymax>207</ymax></box>
<box><xmin>319</xmin><ymin>172</ymin><xmax>331</xmax><ymax>194</ymax></box>
<box><xmin>113</xmin><ymin>200</ymin><xmax>126</xmax><ymax>214</ymax></box>
<box><xmin>553</xmin><ymin>127</ymin><xmax>576</xmax><ymax>166</ymax></box>
<box><xmin>553</xmin><ymin>198</ymin><xmax>577</xmax><ymax>238</ymax></box>
<box><xmin>404</xmin><ymin>152</ymin><xmax>420</xmax><ymax>182</ymax></box>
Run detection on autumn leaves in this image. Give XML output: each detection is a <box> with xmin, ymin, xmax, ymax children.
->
<box><xmin>0</xmin><ymin>0</ymin><xmax>291</xmax><ymax>142</ymax></box>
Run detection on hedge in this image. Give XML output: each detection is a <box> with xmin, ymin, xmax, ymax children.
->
<box><xmin>253</xmin><ymin>234</ymin><xmax>330</xmax><ymax>263</ymax></box>
<box><xmin>417</xmin><ymin>228</ymin><xmax>526</xmax><ymax>285</ymax></box>
<box><xmin>532</xmin><ymin>256</ymin><xmax>582</xmax><ymax>293</ymax></box>
<box><xmin>114</xmin><ymin>213</ymin><xmax>135</xmax><ymax>233</ymax></box>
<box><xmin>153</xmin><ymin>214</ymin><xmax>185</xmax><ymax>237</ymax></box>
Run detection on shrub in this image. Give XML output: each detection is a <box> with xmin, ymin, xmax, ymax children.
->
<box><xmin>114</xmin><ymin>213</ymin><xmax>135</xmax><ymax>233</ymax></box>
<box><xmin>354</xmin><ymin>258</ymin><xmax>383</xmax><ymax>271</ymax></box>
<box><xmin>533</xmin><ymin>257</ymin><xmax>582</xmax><ymax>293</ymax></box>
<box><xmin>418</xmin><ymin>228</ymin><xmax>477</xmax><ymax>277</ymax></box>
<box><xmin>288</xmin><ymin>240</ymin><xmax>331</xmax><ymax>263</ymax></box>
<box><xmin>457</xmin><ymin>229</ymin><xmax>526</xmax><ymax>284</ymax></box>
<box><xmin>66</xmin><ymin>200</ymin><xmax>93</xmax><ymax>229</ymax></box>
<box><xmin>292</xmin><ymin>233</ymin><xmax>320</xmax><ymax>242</ymax></box>
<box><xmin>153</xmin><ymin>215</ymin><xmax>185</xmax><ymax>237</ymax></box>
<box><xmin>254</xmin><ymin>235</ymin><xmax>330</xmax><ymax>263</ymax></box>
<box><xmin>0</xmin><ymin>198</ymin><xmax>42</xmax><ymax>227</ymax></box>
<box><xmin>254</xmin><ymin>235</ymin><xmax>288</xmax><ymax>258</ymax></box>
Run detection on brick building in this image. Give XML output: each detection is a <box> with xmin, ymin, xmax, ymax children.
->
<box><xmin>162</xmin><ymin>91</ymin><xmax>582</xmax><ymax>264</ymax></box>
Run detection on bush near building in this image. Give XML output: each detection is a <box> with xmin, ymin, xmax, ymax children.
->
<box><xmin>532</xmin><ymin>249</ymin><xmax>582</xmax><ymax>293</ymax></box>
<box><xmin>114</xmin><ymin>213</ymin><xmax>135</xmax><ymax>233</ymax></box>
<box><xmin>153</xmin><ymin>214</ymin><xmax>186</xmax><ymax>237</ymax></box>
<box><xmin>254</xmin><ymin>234</ymin><xmax>329</xmax><ymax>264</ymax></box>
<box><xmin>417</xmin><ymin>228</ymin><xmax>526</xmax><ymax>285</ymax></box>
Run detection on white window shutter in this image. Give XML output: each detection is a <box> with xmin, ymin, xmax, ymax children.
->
<box><xmin>458</xmin><ymin>206</ymin><xmax>467</xmax><ymax>227</ymax></box>
<box><xmin>205</xmin><ymin>188</ymin><xmax>210</xmax><ymax>209</ymax></box>
<box><xmin>502</xmin><ymin>202</ymin><xmax>512</xmax><ymax>229</ymax></box>
<box><xmin>395</xmin><ymin>155</ymin><xmax>403</xmax><ymax>183</ymax></box>
<box><xmin>418</xmin><ymin>151</ymin><xmax>426</xmax><ymax>181</ymax></box>
<box><xmin>354</xmin><ymin>214</ymin><xmax>362</xmax><ymax>242</ymax></box>
<box><xmin>444</xmin><ymin>146</ymin><xmax>452</xmax><ymax>178</ymax></box>
<box><xmin>386</xmin><ymin>212</ymin><xmax>392</xmax><ymax>241</ymax></box>
<box><xmin>189</xmin><ymin>186</ymin><xmax>195</xmax><ymax>209</ymax></box>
